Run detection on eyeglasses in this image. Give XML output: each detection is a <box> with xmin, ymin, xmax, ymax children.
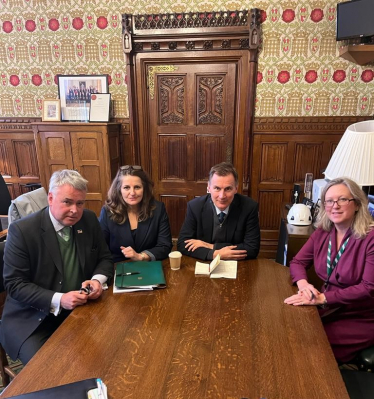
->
<box><xmin>120</xmin><ymin>165</ymin><xmax>142</xmax><ymax>171</ymax></box>
<box><xmin>323</xmin><ymin>198</ymin><xmax>355</xmax><ymax>208</ymax></box>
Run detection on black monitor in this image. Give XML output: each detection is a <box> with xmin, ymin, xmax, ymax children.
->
<box><xmin>336</xmin><ymin>0</ymin><xmax>374</xmax><ymax>41</ymax></box>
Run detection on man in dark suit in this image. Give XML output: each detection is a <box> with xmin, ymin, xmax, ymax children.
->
<box><xmin>177</xmin><ymin>162</ymin><xmax>260</xmax><ymax>261</ymax></box>
<box><xmin>1</xmin><ymin>170</ymin><xmax>113</xmax><ymax>364</ymax></box>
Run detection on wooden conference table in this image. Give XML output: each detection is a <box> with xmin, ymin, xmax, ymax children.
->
<box><xmin>1</xmin><ymin>257</ymin><xmax>349</xmax><ymax>399</ymax></box>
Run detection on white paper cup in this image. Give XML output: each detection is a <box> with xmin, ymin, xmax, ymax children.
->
<box><xmin>169</xmin><ymin>251</ymin><xmax>182</xmax><ymax>270</ymax></box>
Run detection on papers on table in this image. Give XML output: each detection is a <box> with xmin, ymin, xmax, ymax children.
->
<box><xmin>87</xmin><ymin>378</ymin><xmax>108</xmax><ymax>399</ymax></box>
<box><xmin>195</xmin><ymin>254</ymin><xmax>237</xmax><ymax>279</ymax></box>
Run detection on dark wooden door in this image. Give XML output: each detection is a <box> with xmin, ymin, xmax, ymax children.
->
<box><xmin>144</xmin><ymin>61</ymin><xmax>237</xmax><ymax>237</ymax></box>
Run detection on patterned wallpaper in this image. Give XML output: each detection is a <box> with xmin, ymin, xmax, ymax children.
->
<box><xmin>0</xmin><ymin>0</ymin><xmax>373</xmax><ymax>118</ymax></box>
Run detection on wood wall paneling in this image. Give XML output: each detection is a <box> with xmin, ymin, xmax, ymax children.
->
<box><xmin>160</xmin><ymin>195</ymin><xmax>188</xmax><ymax>239</ymax></box>
<box><xmin>0</xmin><ymin>123</ymin><xmax>42</xmax><ymax>199</ymax></box>
<box><xmin>252</xmin><ymin>116</ymin><xmax>370</xmax><ymax>259</ymax></box>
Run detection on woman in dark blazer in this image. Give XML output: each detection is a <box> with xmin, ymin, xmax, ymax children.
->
<box><xmin>99</xmin><ymin>165</ymin><xmax>172</xmax><ymax>262</ymax></box>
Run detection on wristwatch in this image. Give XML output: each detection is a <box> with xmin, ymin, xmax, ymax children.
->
<box><xmin>140</xmin><ymin>252</ymin><xmax>146</xmax><ymax>261</ymax></box>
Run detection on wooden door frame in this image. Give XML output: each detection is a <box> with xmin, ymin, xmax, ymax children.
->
<box><xmin>122</xmin><ymin>9</ymin><xmax>262</xmax><ymax>192</ymax></box>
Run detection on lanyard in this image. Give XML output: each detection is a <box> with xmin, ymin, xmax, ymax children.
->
<box><xmin>326</xmin><ymin>236</ymin><xmax>350</xmax><ymax>279</ymax></box>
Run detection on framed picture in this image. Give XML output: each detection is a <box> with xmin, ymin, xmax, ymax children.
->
<box><xmin>89</xmin><ymin>93</ymin><xmax>111</xmax><ymax>122</ymax></box>
<box><xmin>42</xmin><ymin>99</ymin><xmax>61</xmax><ymax>122</ymax></box>
<box><xmin>57</xmin><ymin>75</ymin><xmax>108</xmax><ymax>122</ymax></box>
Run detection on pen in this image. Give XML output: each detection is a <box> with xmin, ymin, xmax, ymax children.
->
<box><xmin>118</xmin><ymin>272</ymin><xmax>140</xmax><ymax>276</ymax></box>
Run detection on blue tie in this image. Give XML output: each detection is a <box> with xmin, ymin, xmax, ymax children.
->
<box><xmin>218</xmin><ymin>212</ymin><xmax>225</xmax><ymax>224</ymax></box>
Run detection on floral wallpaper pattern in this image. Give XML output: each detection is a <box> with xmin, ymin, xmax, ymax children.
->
<box><xmin>0</xmin><ymin>0</ymin><xmax>373</xmax><ymax>118</ymax></box>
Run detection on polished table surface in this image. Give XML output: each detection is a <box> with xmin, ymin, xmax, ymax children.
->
<box><xmin>1</xmin><ymin>258</ymin><xmax>349</xmax><ymax>399</ymax></box>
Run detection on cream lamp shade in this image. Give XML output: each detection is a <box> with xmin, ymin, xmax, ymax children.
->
<box><xmin>324</xmin><ymin>120</ymin><xmax>374</xmax><ymax>186</ymax></box>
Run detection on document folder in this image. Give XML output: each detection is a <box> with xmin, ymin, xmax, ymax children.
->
<box><xmin>114</xmin><ymin>261</ymin><xmax>166</xmax><ymax>292</ymax></box>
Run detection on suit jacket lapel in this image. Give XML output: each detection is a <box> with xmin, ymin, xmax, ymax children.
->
<box><xmin>202</xmin><ymin>197</ymin><xmax>214</xmax><ymax>242</ymax></box>
<box><xmin>41</xmin><ymin>208</ymin><xmax>63</xmax><ymax>275</ymax></box>
<box><xmin>73</xmin><ymin>218</ymin><xmax>86</xmax><ymax>272</ymax></box>
<box><xmin>226</xmin><ymin>195</ymin><xmax>240</xmax><ymax>243</ymax></box>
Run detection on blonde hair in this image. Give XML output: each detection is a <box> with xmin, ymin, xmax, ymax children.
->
<box><xmin>315</xmin><ymin>177</ymin><xmax>374</xmax><ymax>238</ymax></box>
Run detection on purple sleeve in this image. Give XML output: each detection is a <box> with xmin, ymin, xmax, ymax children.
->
<box><xmin>325</xmin><ymin>232</ymin><xmax>374</xmax><ymax>306</ymax></box>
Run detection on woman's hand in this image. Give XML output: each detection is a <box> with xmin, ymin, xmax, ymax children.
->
<box><xmin>120</xmin><ymin>246</ymin><xmax>142</xmax><ymax>261</ymax></box>
<box><xmin>284</xmin><ymin>291</ymin><xmax>326</xmax><ymax>306</ymax></box>
<box><xmin>296</xmin><ymin>279</ymin><xmax>320</xmax><ymax>301</ymax></box>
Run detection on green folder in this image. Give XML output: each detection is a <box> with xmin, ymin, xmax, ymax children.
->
<box><xmin>114</xmin><ymin>261</ymin><xmax>166</xmax><ymax>290</ymax></box>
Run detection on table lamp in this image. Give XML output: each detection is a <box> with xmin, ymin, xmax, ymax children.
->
<box><xmin>324</xmin><ymin>120</ymin><xmax>374</xmax><ymax>194</ymax></box>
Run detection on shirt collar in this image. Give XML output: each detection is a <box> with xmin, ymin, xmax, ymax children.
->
<box><xmin>49</xmin><ymin>208</ymin><xmax>68</xmax><ymax>232</ymax></box>
<box><xmin>213</xmin><ymin>204</ymin><xmax>229</xmax><ymax>216</ymax></box>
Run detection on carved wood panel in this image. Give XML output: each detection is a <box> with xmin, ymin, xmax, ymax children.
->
<box><xmin>0</xmin><ymin>128</ymin><xmax>41</xmax><ymax>199</ymax></box>
<box><xmin>260</xmin><ymin>143</ymin><xmax>287</xmax><ymax>183</ymax></box>
<box><xmin>37</xmin><ymin>131</ymin><xmax>74</xmax><ymax>182</ymax></box>
<box><xmin>13</xmin><ymin>141</ymin><xmax>39</xmax><ymax>178</ymax></box>
<box><xmin>0</xmin><ymin>140</ymin><xmax>12</xmax><ymax>176</ymax></box>
<box><xmin>160</xmin><ymin>195</ymin><xmax>188</xmax><ymax>239</ymax></box>
<box><xmin>159</xmin><ymin>76</ymin><xmax>185</xmax><ymax>125</ymax></box>
<box><xmin>197</xmin><ymin>76</ymin><xmax>224</xmax><ymax>125</ymax></box>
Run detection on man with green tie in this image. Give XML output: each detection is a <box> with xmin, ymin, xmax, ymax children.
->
<box><xmin>1</xmin><ymin>169</ymin><xmax>113</xmax><ymax>364</ymax></box>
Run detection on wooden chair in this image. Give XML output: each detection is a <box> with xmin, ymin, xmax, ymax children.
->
<box><xmin>0</xmin><ymin>242</ymin><xmax>17</xmax><ymax>386</ymax></box>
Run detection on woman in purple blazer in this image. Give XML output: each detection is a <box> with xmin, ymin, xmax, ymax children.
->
<box><xmin>99</xmin><ymin>166</ymin><xmax>172</xmax><ymax>263</ymax></box>
<box><xmin>284</xmin><ymin>177</ymin><xmax>374</xmax><ymax>363</ymax></box>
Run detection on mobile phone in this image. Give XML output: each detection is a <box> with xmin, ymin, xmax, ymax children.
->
<box><xmin>79</xmin><ymin>285</ymin><xmax>91</xmax><ymax>295</ymax></box>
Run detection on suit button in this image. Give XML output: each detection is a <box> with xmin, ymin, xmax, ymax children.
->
<box><xmin>38</xmin><ymin>318</ymin><xmax>42</xmax><ymax>322</ymax></box>
<box><xmin>59</xmin><ymin>281</ymin><xmax>62</xmax><ymax>284</ymax></box>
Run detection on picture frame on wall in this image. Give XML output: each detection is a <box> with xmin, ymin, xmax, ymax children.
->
<box><xmin>57</xmin><ymin>75</ymin><xmax>108</xmax><ymax>122</ymax></box>
<box><xmin>42</xmin><ymin>99</ymin><xmax>61</xmax><ymax>122</ymax></box>
<box><xmin>89</xmin><ymin>93</ymin><xmax>111</xmax><ymax>122</ymax></box>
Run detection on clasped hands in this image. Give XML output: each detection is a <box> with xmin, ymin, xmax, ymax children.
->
<box><xmin>284</xmin><ymin>281</ymin><xmax>325</xmax><ymax>307</ymax></box>
<box><xmin>184</xmin><ymin>239</ymin><xmax>247</xmax><ymax>260</ymax></box>
<box><xmin>120</xmin><ymin>245</ymin><xmax>145</xmax><ymax>261</ymax></box>
<box><xmin>61</xmin><ymin>279</ymin><xmax>103</xmax><ymax>310</ymax></box>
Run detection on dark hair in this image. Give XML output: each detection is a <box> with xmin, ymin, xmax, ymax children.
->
<box><xmin>105</xmin><ymin>166</ymin><xmax>155</xmax><ymax>224</ymax></box>
<box><xmin>208</xmin><ymin>162</ymin><xmax>238</xmax><ymax>186</ymax></box>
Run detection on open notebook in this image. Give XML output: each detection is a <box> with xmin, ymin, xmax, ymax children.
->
<box><xmin>195</xmin><ymin>254</ymin><xmax>237</xmax><ymax>279</ymax></box>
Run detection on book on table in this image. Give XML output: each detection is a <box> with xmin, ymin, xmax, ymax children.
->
<box><xmin>5</xmin><ymin>378</ymin><xmax>107</xmax><ymax>399</ymax></box>
<box><xmin>195</xmin><ymin>254</ymin><xmax>237</xmax><ymax>279</ymax></box>
<box><xmin>114</xmin><ymin>261</ymin><xmax>166</xmax><ymax>293</ymax></box>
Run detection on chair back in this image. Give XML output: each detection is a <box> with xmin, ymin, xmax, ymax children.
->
<box><xmin>8</xmin><ymin>187</ymin><xmax>48</xmax><ymax>226</ymax></box>
<box><xmin>0</xmin><ymin>175</ymin><xmax>11</xmax><ymax>215</ymax></box>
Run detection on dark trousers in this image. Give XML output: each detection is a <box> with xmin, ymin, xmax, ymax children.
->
<box><xmin>18</xmin><ymin>310</ymin><xmax>70</xmax><ymax>364</ymax></box>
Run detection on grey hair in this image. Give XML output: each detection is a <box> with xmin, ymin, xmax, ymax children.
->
<box><xmin>315</xmin><ymin>177</ymin><xmax>374</xmax><ymax>238</ymax></box>
<box><xmin>49</xmin><ymin>169</ymin><xmax>88</xmax><ymax>193</ymax></box>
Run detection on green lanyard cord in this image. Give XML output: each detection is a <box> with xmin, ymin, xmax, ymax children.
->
<box><xmin>327</xmin><ymin>236</ymin><xmax>350</xmax><ymax>279</ymax></box>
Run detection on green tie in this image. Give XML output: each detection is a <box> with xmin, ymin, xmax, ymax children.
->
<box><xmin>60</xmin><ymin>226</ymin><xmax>71</xmax><ymax>242</ymax></box>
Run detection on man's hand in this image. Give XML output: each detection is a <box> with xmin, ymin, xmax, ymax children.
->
<box><xmin>60</xmin><ymin>291</ymin><xmax>89</xmax><ymax>310</ymax></box>
<box><xmin>83</xmin><ymin>279</ymin><xmax>103</xmax><ymax>300</ymax></box>
<box><xmin>214</xmin><ymin>245</ymin><xmax>247</xmax><ymax>260</ymax></box>
<box><xmin>184</xmin><ymin>239</ymin><xmax>213</xmax><ymax>252</ymax></box>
